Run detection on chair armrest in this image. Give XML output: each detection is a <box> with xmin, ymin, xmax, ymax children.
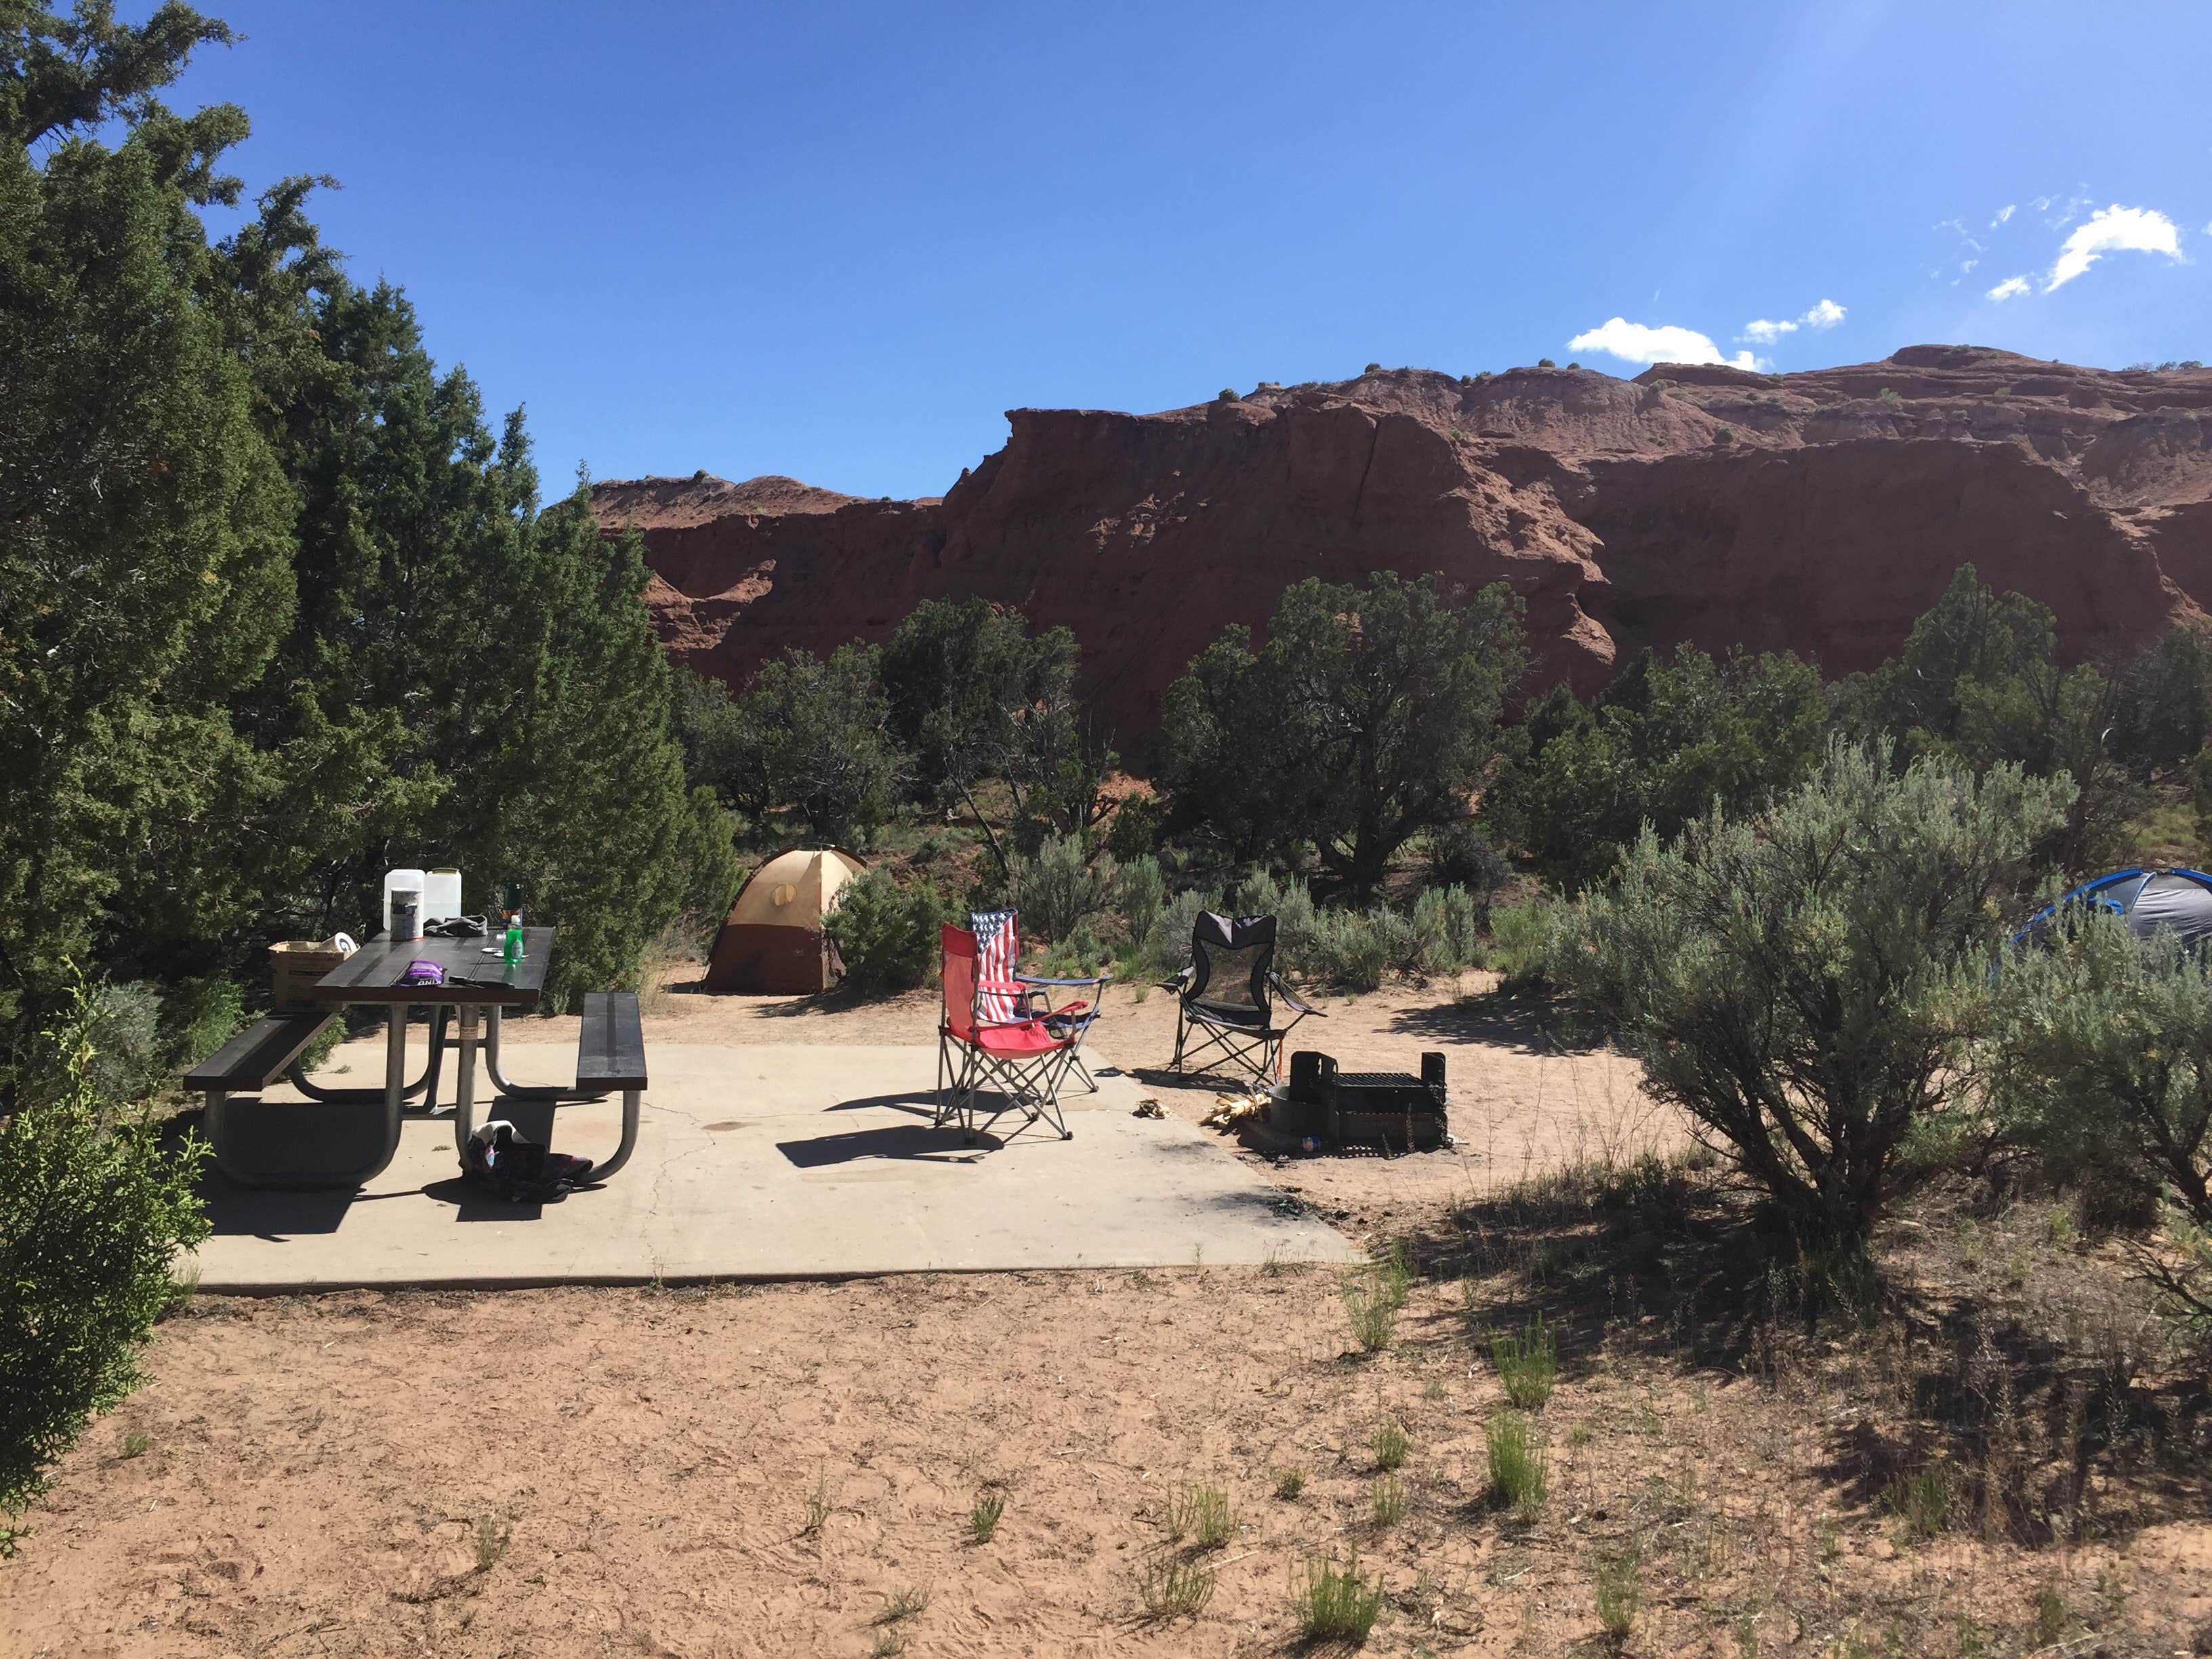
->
<box><xmin>1158</xmin><ymin>966</ymin><xmax>1194</xmax><ymax>993</ymax></box>
<box><xmin>1015</xmin><ymin>973</ymin><xmax>1115</xmax><ymax>988</ymax></box>
<box><xmin>1271</xmin><ymin>972</ymin><xmax>1325</xmax><ymax>1017</ymax></box>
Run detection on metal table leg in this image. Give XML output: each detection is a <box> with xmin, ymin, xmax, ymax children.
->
<box><xmin>483</xmin><ymin>1004</ymin><xmax>602</xmax><ymax>1101</ymax></box>
<box><xmin>593</xmin><ymin>1091</ymin><xmax>643</xmax><ymax>1181</ymax></box>
<box><xmin>287</xmin><ymin>1007</ymin><xmax>449</xmax><ymax>1109</ymax></box>
<box><xmin>451</xmin><ymin>1004</ymin><xmax>482</xmax><ymax>1163</ymax></box>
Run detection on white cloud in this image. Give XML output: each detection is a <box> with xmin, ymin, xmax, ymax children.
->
<box><xmin>1737</xmin><ymin>298</ymin><xmax>1845</xmax><ymax>346</ymax></box>
<box><xmin>2045</xmin><ymin>205</ymin><xmax>2182</xmax><ymax>291</ymax></box>
<box><xmin>1987</xmin><ymin>275</ymin><xmax>2031</xmax><ymax>302</ymax></box>
<box><xmin>1568</xmin><ymin>318</ymin><xmax>1763</xmax><ymax>371</ymax></box>
<box><xmin>1992</xmin><ymin>204</ymin><xmax>2015</xmax><ymax>226</ymax></box>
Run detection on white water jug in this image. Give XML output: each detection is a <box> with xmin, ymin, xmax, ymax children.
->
<box><xmin>383</xmin><ymin>868</ymin><xmax>426</xmax><ymax>937</ymax></box>
<box><xmin>423</xmin><ymin>868</ymin><xmax>462</xmax><ymax>923</ymax></box>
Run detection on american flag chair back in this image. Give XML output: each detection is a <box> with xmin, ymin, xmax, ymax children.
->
<box><xmin>970</xmin><ymin>910</ymin><xmax>1021</xmax><ymax>1021</ymax></box>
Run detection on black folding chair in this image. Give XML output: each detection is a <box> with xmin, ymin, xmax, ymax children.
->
<box><xmin>1164</xmin><ymin>912</ymin><xmax>1323</xmax><ymax>1085</ymax></box>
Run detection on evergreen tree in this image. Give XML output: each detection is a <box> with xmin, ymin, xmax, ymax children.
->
<box><xmin>0</xmin><ymin>8</ymin><xmax>293</xmax><ymax>1045</ymax></box>
<box><xmin>1837</xmin><ymin>565</ymin><xmax>2131</xmax><ymax>876</ymax></box>
<box><xmin>246</xmin><ymin>277</ymin><xmax>736</xmax><ymax>998</ymax></box>
<box><xmin>1158</xmin><ymin>573</ymin><xmax>1524</xmax><ymax>899</ymax></box>
<box><xmin>1485</xmin><ymin>647</ymin><xmax>1828</xmax><ymax>894</ymax></box>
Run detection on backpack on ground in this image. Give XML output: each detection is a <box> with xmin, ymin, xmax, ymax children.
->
<box><xmin>463</xmin><ymin>1119</ymin><xmax>596</xmax><ymax>1202</ymax></box>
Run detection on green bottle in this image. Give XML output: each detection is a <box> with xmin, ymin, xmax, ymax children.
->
<box><xmin>502</xmin><ymin>882</ymin><xmax>525</xmax><ymax>964</ymax></box>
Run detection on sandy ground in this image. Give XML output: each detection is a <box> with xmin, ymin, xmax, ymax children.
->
<box><xmin>7</xmin><ymin>971</ymin><xmax>2205</xmax><ymax>1656</ymax></box>
<box><xmin>9</xmin><ymin>1271</ymin><xmax>2204</xmax><ymax>1658</ymax></box>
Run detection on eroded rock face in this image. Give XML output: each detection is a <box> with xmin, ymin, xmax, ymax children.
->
<box><xmin>596</xmin><ymin>347</ymin><xmax>2212</xmax><ymax>762</ymax></box>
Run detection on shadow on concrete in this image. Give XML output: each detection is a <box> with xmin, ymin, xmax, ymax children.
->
<box><xmin>419</xmin><ymin>1174</ymin><xmax>546</xmax><ymax>1222</ymax></box>
<box><xmin>777</xmin><ymin>1123</ymin><xmax>1000</xmax><ymax>1168</ymax></box>
<box><xmin>825</xmin><ymin>1089</ymin><xmax>942</xmax><ymax>1116</ymax></box>
<box><xmin>199</xmin><ymin>1173</ymin><xmax>421</xmax><ymax>1240</ymax></box>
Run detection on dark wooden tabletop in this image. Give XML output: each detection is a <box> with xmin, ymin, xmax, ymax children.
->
<box><xmin>311</xmin><ymin>927</ymin><xmax>556</xmax><ymax>1007</ymax></box>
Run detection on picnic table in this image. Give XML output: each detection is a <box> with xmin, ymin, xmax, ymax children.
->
<box><xmin>187</xmin><ymin>926</ymin><xmax>645</xmax><ymax>1191</ymax></box>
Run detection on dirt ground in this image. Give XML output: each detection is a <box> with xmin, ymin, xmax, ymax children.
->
<box><xmin>4</xmin><ymin>972</ymin><xmax>2207</xmax><ymax>1656</ymax></box>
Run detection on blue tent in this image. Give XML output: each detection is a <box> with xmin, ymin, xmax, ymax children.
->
<box><xmin>2012</xmin><ymin>867</ymin><xmax>2212</xmax><ymax>952</ymax></box>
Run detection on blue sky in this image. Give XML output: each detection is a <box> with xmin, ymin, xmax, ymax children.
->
<box><xmin>171</xmin><ymin>1</ymin><xmax>2212</xmax><ymax>500</ymax></box>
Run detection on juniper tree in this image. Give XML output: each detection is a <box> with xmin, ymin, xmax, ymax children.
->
<box><xmin>1158</xmin><ymin>572</ymin><xmax>1524</xmax><ymax>901</ymax></box>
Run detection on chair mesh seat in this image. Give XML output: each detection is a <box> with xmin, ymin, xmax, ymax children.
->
<box><xmin>1168</xmin><ymin>911</ymin><xmax>1319</xmax><ymax>1084</ymax></box>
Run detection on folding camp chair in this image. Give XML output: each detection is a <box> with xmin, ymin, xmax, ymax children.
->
<box><xmin>970</xmin><ymin>909</ymin><xmax>1110</xmax><ymax>1095</ymax></box>
<box><xmin>1165</xmin><ymin>912</ymin><xmax>1323</xmax><ymax>1084</ymax></box>
<box><xmin>936</xmin><ymin>920</ymin><xmax>1107</xmax><ymax>1141</ymax></box>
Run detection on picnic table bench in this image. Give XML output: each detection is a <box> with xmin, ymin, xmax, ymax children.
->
<box><xmin>186</xmin><ymin>927</ymin><xmax>646</xmax><ymax>1191</ymax></box>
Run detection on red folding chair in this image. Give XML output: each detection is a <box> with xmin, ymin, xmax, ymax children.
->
<box><xmin>936</xmin><ymin>920</ymin><xmax>1099</xmax><ymax>1141</ymax></box>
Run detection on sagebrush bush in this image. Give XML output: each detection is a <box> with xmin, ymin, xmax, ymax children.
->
<box><xmin>1233</xmin><ymin>868</ymin><xmax>1317</xmax><ymax>966</ymax></box>
<box><xmin>1482</xmin><ymin>897</ymin><xmax>1555</xmax><ymax>985</ymax></box>
<box><xmin>1410</xmin><ymin>886</ymin><xmax>1479</xmax><ymax>974</ymax></box>
<box><xmin>83</xmin><ymin>981</ymin><xmax>165</xmax><ymax>1106</ymax></box>
<box><xmin>825</xmin><ymin>869</ymin><xmax>955</xmax><ymax>993</ymax></box>
<box><xmin>1116</xmin><ymin>856</ymin><xmax>1165</xmax><ymax>950</ymax></box>
<box><xmin>1143</xmin><ymin>886</ymin><xmax>1221</xmax><ymax>975</ymax></box>
<box><xmin>1565</xmin><ymin>739</ymin><xmax>2072</xmax><ymax>1246</ymax></box>
<box><xmin>1010</xmin><ymin>834</ymin><xmax>1114</xmax><ymax>943</ymax></box>
<box><xmin>1992</xmin><ymin>909</ymin><xmax>2212</xmax><ymax>1341</ymax></box>
<box><xmin>1306</xmin><ymin>908</ymin><xmax>1387</xmax><ymax>991</ymax></box>
<box><xmin>2</xmin><ymin>981</ymin><xmax>210</xmax><ymax>1519</ymax></box>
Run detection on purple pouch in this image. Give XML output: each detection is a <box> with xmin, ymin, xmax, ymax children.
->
<box><xmin>401</xmin><ymin>960</ymin><xmax>445</xmax><ymax>987</ymax></box>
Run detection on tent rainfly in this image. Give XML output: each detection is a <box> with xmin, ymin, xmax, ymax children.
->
<box><xmin>2012</xmin><ymin>865</ymin><xmax>2212</xmax><ymax>954</ymax></box>
<box><xmin>704</xmin><ymin>848</ymin><xmax>868</xmax><ymax>994</ymax></box>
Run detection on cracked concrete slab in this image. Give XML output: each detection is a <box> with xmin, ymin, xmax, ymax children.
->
<box><xmin>187</xmin><ymin>1041</ymin><xmax>1358</xmax><ymax>1291</ymax></box>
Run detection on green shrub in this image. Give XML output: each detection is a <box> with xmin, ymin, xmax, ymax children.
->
<box><xmin>1883</xmin><ymin>1464</ymin><xmax>1952</xmax><ymax>1541</ymax></box>
<box><xmin>1235</xmin><ymin>868</ymin><xmax>1317</xmax><ymax>969</ymax></box>
<box><xmin>1370</xmin><ymin>1474</ymin><xmax>1404</xmax><ymax>1525</ymax></box>
<box><xmin>1166</xmin><ymin>1480</ymin><xmax>1235</xmax><ymax>1549</ymax></box>
<box><xmin>1371</xmin><ymin>1413</ymin><xmax>1410</xmax><ymax>1470</ymax></box>
<box><xmin>82</xmin><ymin>982</ymin><xmax>165</xmax><ymax>1105</ymax></box>
<box><xmin>1490</xmin><ymin>1314</ymin><xmax>1557</xmax><ymax>1409</ymax></box>
<box><xmin>1307</xmin><ymin>909</ymin><xmax>1387</xmax><ymax>991</ymax></box>
<box><xmin>161</xmin><ymin>975</ymin><xmax>243</xmax><ymax>1069</ymax></box>
<box><xmin>2</xmin><ymin>981</ymin><xmax>210</xmax><ymax>1519</ymax></box>
<box><xmin>1296</xmin><ymin>1553</ymin><xmax>1383</xmax><ymax>1642</ymax></box>
<box><xmin>1594</xmin><ymin>1546</ymin><xmax>1641</xmax><ymax>1638</ymax></box>
<box><xmin>1425</xmin><ymin>818</ymin><xmax>1510</xmax><ymax>897</ymax></box>
<box><xmin>1139</xmin><ymin>1555</ymin><xmax>1214</xmax><ymax>1619</ymax></box>
<box><xmin>1036</xmin><ymin>918</ymin><xmax>1112</xmax><ymax>978</ymax></box>
<box><xmin>1103</xmin><ymin>791</ymin><xmax>1165</xmax><ymax>863</ymax></box>
<box><xmin>1537</xmin><ymin>357</ymin><xmax>1557</xmax><ymax>368</ymax></box>
<box><xmin>1410</xmin><ymin>886</ymin><xmax>1480</xmax><ymax>974</ymax></box>
<box><xmin>1482</xmin><ymin>899</ymin><xmax>1555</xmax><ymax>985</ymax></box>
<box><xmin>1008</xmin><ymin>833</ymin><xmax>1113</xmax><ymax>943</ymax></box>
<box><xmin>1991</xmin><ymin>911</ymin><xmax>2212</xmax><ymax>1343</ymax></box>
<box><xmin>1116</xmin><ymin>856</ymin><xmax>1166</xmax><ymax>949</ymax></box>
<box><xmin>1143</xmin><ymin>886</ymin><xmax>1221</xmax><ymax>976</ymax></box>
<box><xmin>826</xmin><ymin>869</ymin><xmax>956</xmax><ymax>994</ymax></box>
<box><xmin>1486</xmin><ymin>1410</ymin><xmax>1548</xmax><ymax>1518</ymax></box>
<box><xmin>1563</xmin><ymin>740</ymin><xmax>2071</xmax><ymax>1246</ymax></box>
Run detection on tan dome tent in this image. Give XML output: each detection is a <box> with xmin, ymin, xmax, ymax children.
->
<box><xmin>704</xmin><ymin>848</ymin><xmax>869</xmax><ymax>994</ymax></box>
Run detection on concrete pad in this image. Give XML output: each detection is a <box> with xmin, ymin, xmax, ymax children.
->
<box><xmin>187</xmin><ymin>1041</ymin><xmax>1357</xmax><ymax>1291</ymax></box>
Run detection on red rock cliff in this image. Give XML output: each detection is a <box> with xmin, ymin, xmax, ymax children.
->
<box><xmin>596</xmin><ymin>346</ymin><xmax>2212</xmax><ymax>762</ymax></box>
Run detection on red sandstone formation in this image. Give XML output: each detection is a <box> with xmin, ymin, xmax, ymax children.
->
<box><xmin>595</xmin><ymin>346</ymin><xmax>2212</xmax><ymax>760</ymax></box>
